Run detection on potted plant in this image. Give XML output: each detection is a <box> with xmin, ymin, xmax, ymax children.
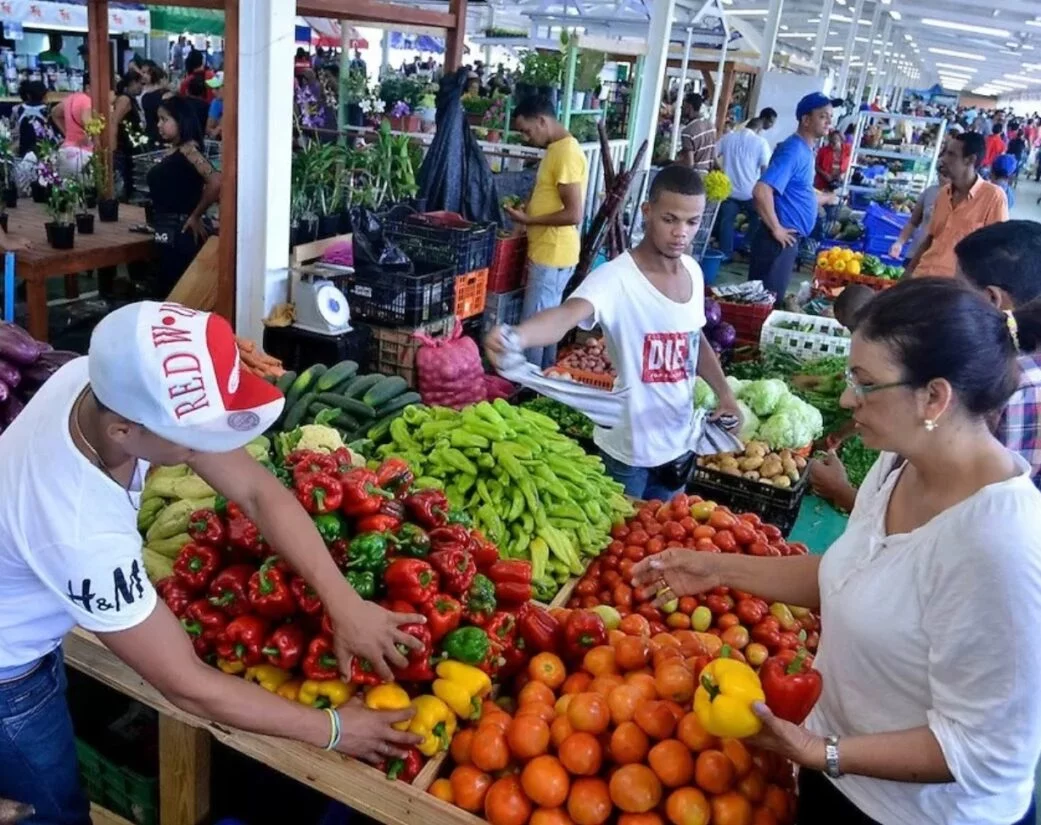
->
<box><xmin>85</xmin><ymin>115</ymin><xmax>118</xmax><ymax>221</ymax></box>
<box><xmin>482</xmin><ymin>96</ymin><xmax>507</xmax><ymax>142</ymax></box>
<box><xmin>0</xmin><ymin>121</ymin><xmax>15</xmax><ymax>209</ymax></box>
<box><xmin>519</xmin><ymin>50</ymin><xmax>563</xmax><ymax>108</ymax></box>
<box><xmin>574</xmin><ymin>49</ymin><xmax>605</xmax><ymax>112</ymax></box>
<box><xmin>387</xmin><ymin>100</ymin><xmax>417</xmax><ymax>133</ymax></box>
<box><xmin>73</xmin><ymin>178</ymin><xmax>94</xmax><ymax>234</ymax></box>
<box><xmin>341</xmin><ymin>68</ymin><xmax>368</xmax><ymax>128</ymax></box>
<box><xmin>417</xmin><ymin>91</ymin><xmax>437</xmax><ymax>133</ymax></box>
<box><xmin>44</xmin><ymin>176</ymin><xmax>76</xmax><ymax>249</ymax></box>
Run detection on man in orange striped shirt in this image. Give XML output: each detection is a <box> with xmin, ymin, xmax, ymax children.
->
<box><xmin>906</xmin><ymin>132</ymin><xmax>1008</xmax><ymax>278</ymax></box>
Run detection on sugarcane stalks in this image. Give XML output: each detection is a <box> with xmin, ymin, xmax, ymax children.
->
<box><xmin>597</xmin><ymin>122</ymin><xmax>627</xmax><ymax>259</ymax></box>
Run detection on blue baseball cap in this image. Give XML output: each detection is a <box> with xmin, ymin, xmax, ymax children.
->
<box><xmin>993</xmin><ymin>154</ymin><xmax>1018</xmax><ymax>178</ymax></box>
<box><xmin>796</xmin><ymin>92</ymin><xmax>834</xmax><ymax>120</ymax></box>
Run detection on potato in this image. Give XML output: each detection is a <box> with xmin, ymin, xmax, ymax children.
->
<box><xmin>720</xmin><ymin>457</ymin><xmax>740</xmax><ymax>471</ymax></box>
<box><xmin>794</xmin><ymin>455</ymin><xmax>807</xmax><ymax>470</ymax></box>
<box><xmin>781</xmin><ymin>457</ymin><xmax>798</xmax><ymax>476</ymax></box>
<box><xmin>787</xmin><ymin>469</ymin><xmax>800</xmax><ymax>483</ymax></box>
<box><xmin>778</xmin><ymin>449</ymin><xmax>793</xmax><ymax>462</ymax></box>
<box><xmin>740</xmin><ymin>456</ymin><xmax>765</xmax><ymax>471</ymax></box>
<box><xmin>743</xmin><ymin>471</ymin><xmax>760</xmax><ymax>481</ymax></box>
<box><xmin>760</xmin><ymin>460</ymin><xmax>782</xmax><ymax>479</ymax></box>
<box><xmin>745</xmin><ymin>442</ymin><xmax>768</xmax><ymax>459</ymax></box>
<box><xmin>722</xmin><ymin>466</ymin><xmax>741</xmax><ymax>476</ymax></box>
<box><xmin>772</xmin><ymin>476</ymin><xmax>792</xmax><ymax>489</ymax></box>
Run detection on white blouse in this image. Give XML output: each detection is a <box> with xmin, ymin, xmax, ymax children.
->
<box><xmin>806</xmin><ymin>452</ymin><xmax>1041</xmax><ymax>825</ymax></box>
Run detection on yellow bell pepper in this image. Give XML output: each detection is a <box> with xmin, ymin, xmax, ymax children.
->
<box><xmin>277</xmin><ymin>680</ymin><xmax>303</xmax><ymax>702</ymax></box>
<box><xmin>409</xmin><ymin>695</ymin><xmax>458</xmax><ymax>757</ymax></box>
<box><xmin>433</xmin><ymin>660</ymin><xmax>491</xmax><ymax>720</ymax></box>
<box><xmin>364</xmin><ymin>683</ymin><xmax>413</xmax><ymax>731</ymax></box>
<box><xmin>299</xmin><ymin>679</ymin><xmax>355</xmax><ymax>709</ymax></box>
<box><xmin>245</xmin><ymin>665</ymin><xmax>291</xmax><ymax>693</ymax></box>
<box><xmin>217</xmin><ymin>658</ymin><xmax>245</xmax><ymax>675</ymax></box>
<box><xmin>694</xmin><ymin>657</ymin><xmax>765</xmax><ymax>739</ymax></box>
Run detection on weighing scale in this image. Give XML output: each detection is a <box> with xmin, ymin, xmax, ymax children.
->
<box><xmin>292</xmin><ymin>263</ymin><xmax>353</xmax><ymax>336</ymax></box>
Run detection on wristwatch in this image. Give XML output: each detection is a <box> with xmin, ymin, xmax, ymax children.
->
<box><xmin>824</xmin><ymin>735</ymin><xmax>842</xmax><ymax>778</ymax></box>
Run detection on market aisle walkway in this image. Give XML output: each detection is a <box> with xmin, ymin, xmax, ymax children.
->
<box><xmin>1010</xmin><ymin>179</ymin><xmax>1041</xmax><ymax>222</ymax></box>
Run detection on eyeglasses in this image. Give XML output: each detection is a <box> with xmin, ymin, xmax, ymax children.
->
<box><xmin>844</xmin><ymin>368</ymin><xmax>912</xmax><ymax>402</ymax></box>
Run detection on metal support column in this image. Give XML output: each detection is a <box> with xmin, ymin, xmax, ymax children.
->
<box><xmin>811</xmin><ymin>0</ymin><xmax>835</xmax><ymax>73</ymax></box>
<box><xmin>866</xmin><ymin>18</ymin><xmax>891</xmax><ymax>106</ymax></box>
<box><xmin>835</xmin><ymin>0</ymin><xmax>865</xmax><ymax>99</ymax></box>
<box><xmin>670</xmin><ymin>27</ymin><xmax>694</xmax><ymax>157</ymax></box>
<box><xmin>854</xmin><ymin>2</ymin><xmax>882</xmax><ymax>107</ymax></box>
<box><xmin>628</xmin><ymin>0</ymin><xmax>676</xmax><ymax>170</ymax></box>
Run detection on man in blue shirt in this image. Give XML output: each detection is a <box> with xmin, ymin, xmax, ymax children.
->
<box><xmin>205</xmin><ymin>72</ymin><xmax>224</xmax><ymax>139</ymax></box>
<box><xmin>749</xmin><ymin>92</ymin><xmax>838</xmax><ymax>305</ymax></box>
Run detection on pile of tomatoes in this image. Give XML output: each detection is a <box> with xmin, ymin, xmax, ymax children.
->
<box><xmin>428</xmin><ymin>616</ymin><xmax>796</xmax><ymax>825</ymax></box>
<box><xmin>565</xmin><ymin>496</ymin><xmax>819</xmax><ymax>663</ymax></box>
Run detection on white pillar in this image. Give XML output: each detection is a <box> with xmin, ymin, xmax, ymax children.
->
<box><xmin>835</xmin><ymin>0</ymin><xmax>865</xmax><ymax>99</ymax></box>
<box><xmin>854</xmin><ymin>1</ymin><xmax>882</xmax><ymax>107</ymax></box>
<box><xmin>630</xmin><ymin>0</ymin><xmax>676</xmax><ymax>170</ymax></box>
<box><xmin>867</xmin><ymin>18</ymin><xmax>891</xmax><ymax>106</ymax></box>
<box><xmin>670</xmin><ymin>27</ymin><xmax>694</xmax><ymax>158</ymax></box>
<box><xmin>811</xmin><ymin>0</ymin><xmax>835</xmax><ymax>73</ymax></box>
<box><xmin>381</xmin><ymin>29</ymin><xmax>391</xmax><ymax>77</ymax></box>
<box><xmin>235</xmin><ymin>0</ymin><xmax>295</xmax><ymax>340</ymax></box>
<box><xmin>484</xmin><ymin>6</ymin><xmax>494</xmax><ymax>68</ymax></box>
<box><xmin>749</xmin><ymin>0</ymin><xmax>784</xmax><ymax>116</ymax></box>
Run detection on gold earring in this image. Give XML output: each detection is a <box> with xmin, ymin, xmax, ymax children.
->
<box><xmin>924</xmin><ymin>419</ymin><xmax>937</xmax><ymax>432</ymax></box>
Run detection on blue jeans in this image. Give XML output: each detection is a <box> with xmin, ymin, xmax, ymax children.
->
<box><xmin>520</xmin><ymin>260</ymin><xmax>577</xmax><ymax>369</ymax></box>
<box><xmin>0</xmin><ymin>649</ymin><xmax>91</xmax><ymax>825</ymax></box>
<box><xmin>600</xmin><ymin>451</ymin><xmax>684</xmax><ymax>502</ymax></box>
<box><xmin>716</xmin><ymin>197</ymin><xmax>759</xmax><ymax>257</ymax></box>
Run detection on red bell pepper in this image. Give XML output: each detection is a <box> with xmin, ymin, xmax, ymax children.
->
<box><xmin>248</xmin><ymin>557</ymin><xmax>297</xmax><ymax>619</ymax></box>
<box><xmin>382</xmin><ymin>747</ymin><xmax>423</xmax><ymax>782</ymax></box>
<box><xmin>340</xmin><ymin>468</ymin><xmax>392</xmax><ymax>517</ymax></box>
<box><xmin>467</xmin><ymin>530</ymin><xmax>500</xmax><ymax>572</ymax></box>
<box><xmin>295</xmin><ymin>472</ymin><xmax>343</xmax><ymax>515</ymax></box>
<box><xmin>328</xmin><ymin>539</ymin><xmax>350</xmax><ymax>570</ymax></box>
<box><xmin>375</xmin><ymin>458</ymin><xmax>415</xmax><ymax>497</ymax></box>
<box><xmin>403</xmin><ymin>489</ymin><xmax>449</xmax><ymax>529</ymax></box>
<box><xmin>181</xmin><ymin>599</ymin><xmax>228</xmax><ymax>654</ymax></box>
<box><xmin>187</xmin><ymin>508</ymin><xmax>226</xmax><ymax>547</ymax></box>
<box><xmin>349</xmin><ymin>656</ymin><xmax>384</xmax><ymax>686</ymax></box>
<box><xmin>463</xmin><ymin>573</ymin><xmax>497</xmax><ymax>627</ymax></box>
<box><xmin>172</xmin><ymin>542</ymin><xmax>222</xmax><ymax>593</ymax></box>
<box><xmin>288</xmin><ymin>450</ymin><xmax>339</xmax><ymax>483</ymax></box>
<box><xmin>384</xmin><ymin>558</ymin><xmax>440</xmax><ymax>606</ymax></box>
<box><xmin>391</xmin><ymin>620</ymin><xmax>435</xmax><ymax>682</ymax></box>
<box><xmin>751</xmin><ymin>616</ymin><xmax>783</xmax><ymax>651</ymax></box>
<box><xmin>500</xmin><ymin>635</ymin><xmax>528</xmax><ymax>680</ymax></box>
<box><xmin>517</xmin><ymin>603</ymin><xmax>561</xmax><ymax>654</ymax></box>
<box><xmin>261</xmin><ymin>623</ymin><xmax>307</xmax><ymax>670</ymax></box>
<box><xmin>207</xmin><ymin>564</ymin><xmax>255</xmax><ymax>616</ymax></box>
<box><xmin>760</xmin><ymin>648</ymin><xmax>823</xmax><ymax>724</ymax></box>
<box><xmin>355</xmin><ymin>512</ymin><xmax>403</xmax><ymax>534</ymax></box>
<box><xmin>735</xmin><ymin>597</ymin><xmax>769</xmax><ymax>627</ymax></box>
<box><xmin>428</xmin><ymin>523</ymin><xmax>470</xmax><ymax>554</ymax></box>
<box><xmin>563</xmin><ymin>610</ymin><xmax>607</xmax><ymax>659</ymax></box>
<box><xmin>225</xmin><ymin>502</ymin><xmax>268</xmax><ymax>558</ymax></box>
<box><xmin>157</xmin><ymin>578</ymin><xmax>194</xmax><ymax>618</ymax></box>
<box><xmin>429</xmin><ymin>547</ymin><xmax>477</xmax><ymax>597</ymax></box>
<box><xmin>485</xmin><ymin>611</ymin><xmax>517</xmax><ymax>657</ymax></box>
<box><xmin>329</xmin><ymin>446</ymin><xmax>356</xmax><ymax>477</ymax></box>
<box><xmin>216</xmin><ymin>615</ymin><xmax>270</xmax><ymax>667</ymax></box>
<box><xmin>302</xmin><ymin>634</ymin><xmax>340</xmax><ymax>681</ymax></box>
<box><xmin>487</xmin><ymin>560</ymin><xmax>532</xmax><ymax>605</ymax></box>
<box><xmin>289</xmin><ymin>577</ymin><xmax>323</xmax><ymax>617</ymax></box>
<box><xmin>422</xmin><ymin>595</ymin><xmax>463</xmax><ymax>642</ymax></box>
<box><xmin>476</xmin><ymin>637</ymin><xmax>506</xmax><ymax>678</ymax></box>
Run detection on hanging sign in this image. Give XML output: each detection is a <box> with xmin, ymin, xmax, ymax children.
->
<box><xmin>0</xmin><ymin>1</ymin><xmax>150</xmax><ymax>34</ymax></box>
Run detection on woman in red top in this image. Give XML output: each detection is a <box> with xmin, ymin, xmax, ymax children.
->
<box><xmin>815</xmin><ymin>129</ymin><xmax>852</xmax><ymax>190</ymax></box>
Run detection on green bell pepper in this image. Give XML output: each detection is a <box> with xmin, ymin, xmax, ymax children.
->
<box><xmin>345</xmin><ymin>569</ymin><xmax>377</xmax><ymax>600</ymax></box>
<box><xmin>346</xmin><ymin>532</ymin><xmax>390</xmax><ymax>574</ymax></box>
<box><xmin>394</xmin><ymin>523</ymin><xmax>431</xmax><ymax>558</ymax></box>
<box><xmin>441</xmin><ymin>626</ymin><xmax>490</xmax><ymax>665</ymax></box>
<box><xmin>313</xmin><ymin>512</ymin><xmax>347</xmax><ymax>543</ymax></box>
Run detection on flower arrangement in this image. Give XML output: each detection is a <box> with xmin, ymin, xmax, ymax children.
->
<box><xmin>703</xmin><ymin>169</ymin><xmax>732</xmax><ymax>203</ymax></box>
<box><xmin>45</xmin><ymin>175</ymin><xmax>77</xmax><ymax>225</ymax></box>
<box><xmin>124</xmin><ymin>119</ymin><xmax>150</xmax><ymax>151</ymax></box>
<box><xmin>341</xmin><ymin>68</ymin><xmax>368</xmax><ymax>105</ymax></box>
<box><xmin>294</xmin><ymin>82</ymin><xmax>327</xmax><ymax>131</ymax></box>
<box><xmin>482</xmin><ymin>95</ymin><xmax>507</xmax><ymax>131</ymax></box>
<box><xmin>389</xmin><ymin>100</ymin><xmax>411</xmax><ymax>119</ymax></box>
<box><xmin>83</xmin><ymin>114</ymin><xmax>111</xmax><ymax>198</ymax></box>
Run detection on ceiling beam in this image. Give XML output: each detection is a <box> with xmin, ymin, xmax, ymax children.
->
<box><xmin>295</xmin><ymin>0</ymin><xmax>457</xmax><ymax>28</ymax></box>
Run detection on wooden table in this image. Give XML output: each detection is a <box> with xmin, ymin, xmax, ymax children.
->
<box><xmin>4</xmin><ymin>201</ymin><xmax>155</xmax><ymax>341</ymax></box>
<box><xmin>63</xmin><ymin>629</ymin><xmax>477</xmax><ymax>825</ymax></box>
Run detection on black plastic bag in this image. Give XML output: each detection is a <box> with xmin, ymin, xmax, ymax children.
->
<box><xmin>349</xmin><ymin>205</ymin><xmax>413</xmax><ymax>272</ymax></box>
<box><xmin>416</xmin><ymin>68</ymin><xmax>504</xmax><ymax>226</ymax></box>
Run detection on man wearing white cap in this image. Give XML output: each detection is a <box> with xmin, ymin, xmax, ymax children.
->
<box><xmin>0</xmin><ymin>302</ymin><xmax>425</xmax><ymax>824</ymax></box>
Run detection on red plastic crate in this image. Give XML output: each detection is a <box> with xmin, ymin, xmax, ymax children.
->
<box><xmin>487</xmin><ymin>234</ymin><xmax>528</xmax><ymax>292</ymax></box>
<box><xmin>719</xmin><ymin>300</ymin><xmax>774</xmax><ymax>342</ymax></box>
<box><xmin>454</xmin><ymin>268</ymin><xmax>489</xmax><ymax>319</ymax></box>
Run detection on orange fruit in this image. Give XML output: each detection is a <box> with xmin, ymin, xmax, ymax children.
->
<box><xmin>485</xmin><ymin>775</ymin><xmax>533</xmax><ymax>825</ymax></box>
<box><xmin>567</xmin><ymin>693</ymin><xmax>610</xmax><ymax>734</ymax></box>
<box><xmin>694</xmin><ymin>749</ymin><xmax>735</xmax><ymax>795</ymax></box>
<box><xmin>676</xmin><ymin>713</ymin><xmax>718</xmax><ymax>752</ymax></box>
<box><xmin>558</xmin><ymin>732</ymin><xmax>603</xmax><ymax>776</ymax></box>
<box><xmin>530</xmin><ymin>652</ymin><xmax>567</xmax><ymax>689</ymax></box>
<box><xmin>555</xmin><ymin>694</ymin><xmax>574</xmax><ymax>717</ymax></box>
<box><xmin>609</xmin><ymin>764</ymin><xmax>662</xmax><ymax>813</ymax></box>
<box><xmin>531</xmin><ymin>808</ymin><xmax>575</xmax><ymax>825</ymax></box>
<box><xmin>736</xmin><ymin>769</ymin><xmax>766</xmax><ymax>804</ymax></box>
<box><xmin>633</xmin><ymin>701</ymin><xmax>676</xmax><ymax>740</ymax></box>
<box><xmin>567</xmin><ymin>778</ymin><xmax>612</xmax><ymax>825</ymax></box>
<box><xmin>607</xmin><ymin>684</ymin><xmax>641</xmax><ymax>725</ymax></box>
<box><xmin>619</xmin><ymin>814</ymin><xmax>664</xmax><ymax>825</ymax></box>
<box><xmin>655</xmin><ymin>663</ymin><xmax>695</xmax><ymax>704</ymax></box>
<box><xmin>588</xmin><ymin>674</ymin><xmax>625</xmax><ymax>696</ymax></box>
<box><xmin>551</xmin><ymin>714</ymin><xmax>576</xmax><ymax>748</ymax></box>
<box><xmin>583</xmin><ymin>645</ymin><xmax>618</xmax><ymax>677</ymax></box>
<box><xmin>517</xmin><ymin>701</ymin><xmax>556</xmax><ymax>725</ymax></box>
<box><xmin>471</xmin><ymin>726</ymin><xmax>511</xmax><ymax>773</ymax></box>
<box><xmin>648</xmin><ymin>739</ymin><xmax>695</xmax><ymax>788</ymax></box>
<box><xmin>429</xmin><ymin>778</ymin><xmax>454</xmax><ymax>803</ymax></box>
<box><xmin>507</xmin><ymin>714</ymin><xmax>551</xmax><ymax>760</ymax></box>
<box><xmin>625</xmin><ymin>672</ymin><xmax>658</xmax><ymax>701</ymax></box>
<box><xmin>451</xmin><ymin>765</ymin><xmax>493</xmax><ymax>813</ymax></box>
<box><xmin>520</xmin><ymin>680</ymin><xmax>557</xmax><ymax>708</ymax></box>
<box><xmin>609</xmin><ymin>721</ymin><xmax>649</xmax><ymax>765</ymax></box>
<box><xmin>665</xmin><ymin>787</ymin><xmax>711</xmax><ymax>825</ymax></box>
<box><xmin>562</xmin><ymin>672</ymin><xmax>594</xmax><ymax>695</ymax></box>
<box><xmin>614</xmin><ymin>636</ymin><xmax>651</xmax><ymax>671</ymax></box>
<box><xmin>722</xmin><ymin>738</ymin><xmax>753</xmax><ymax>778</ymax></box>
<box><xmin>521</xmin><ymin>755</ymin><xmax>571</xmax><ymax>808</ymax></box>
<box><xmin>450</xmin><ymin>728</ymin><xmax>475</xmax><ymax>765</ymax></box>
<box><xmin>710</xmin><ymin>791</ymin><xmax>753</xmax><ymax>825</ymax></box>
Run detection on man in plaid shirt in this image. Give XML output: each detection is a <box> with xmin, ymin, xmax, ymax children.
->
<box><xmin>956</xmin><ymin>221</ymin><xmax>1041</xmax><ymax>488</ymax></box>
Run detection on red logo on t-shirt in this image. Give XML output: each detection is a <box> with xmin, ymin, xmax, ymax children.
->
<box><xmin>642</xmin><ymin>332</ymin><xmax>691</xmax><ymax>383</ymax></box>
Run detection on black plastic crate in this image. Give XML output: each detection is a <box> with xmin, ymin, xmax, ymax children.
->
<box><xmin>385</xmin><ymin>212</ymin><xmax>496</xmax><ymax>276</ymax></box>
<box><xmin>687</xmin><ymin>464</ymin><xmax>809</xmax><ymax>537</ymax></box>
<box><xmin>346</xmin><ymin>264</ymin><xmax>455</xmax><ymax>327</ymax></box>
<box><xmin>262</xmin><ymin>324</ymin><xmax>372</xmax><ymax>374</ymax></box>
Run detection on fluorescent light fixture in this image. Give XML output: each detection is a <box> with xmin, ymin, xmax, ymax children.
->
<box><xmin>933</xmin><ymin>62</ymin><xmax>978</xmax><ymax>73</ymax></box>
<box><xmin>928</xmin><ymin>47</ymin><xmax>987</xmax><ymax>62</ymax></box>
<box><xmin>1003</xmin><ymin>74</ymin><xmax>1041</xmax><ymax>83</ymax></box>
<box><xmin>904</xmin><ymin>33</ymin><xmax>913</xmax><ymax>41</ymax></box>
<box><xmin>1027</xmin><ymin>19</ymin><xmax>1041</xmax><ymax>28</ymax></box>
<box><xmin>1023</xmin><ymin>45</ymin><xmax>1035</xmax><ymax>51</ymax></box>
<box><xmin>889</xmin><ymin>11</ymin><xmax>901</xmax><ymax>20</ymax></box>
<box><xmin>778</xmin><ymin>33</ymin><xmax>816</xmax><ymax>39</ymax></box>
<box><xmin>726</xmin><ymin>8</ymin><xmax>769</xmax><ymax>15</ymax></box>
<box><xmin>779</xmin><ymin>24</ymin><xmax>789</xmax><ymax>31</ymax></box>
<box><xmin>921</xmin><ymin>18</ymin><xmax>1010</xmax><ymax>38</ymax></box>
<box><xmin>821</xmin><ymin>46</ymin><xmax>844</xmax><ymax>52</ymax></box>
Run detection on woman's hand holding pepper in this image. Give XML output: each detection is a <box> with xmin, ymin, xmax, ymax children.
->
<box><xmin>334</xmin><ymin>696</ymin><xmax>422</xmax><ymax>764</ymax></box>
<box><xmin>329</xmin><ymin>598</ymin><xmax>427</xmax><ymax>682</ymax></box>
<box><xmin>746</xmin><ymin>702</ymin><xmax>826</xmax><ymax>771</ymax></box>
<box><xmin>631</xmin><ymin>549</ymin><xmax>722</xmax><ymax>606</ymax></box>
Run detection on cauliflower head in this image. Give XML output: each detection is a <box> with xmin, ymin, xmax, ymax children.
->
<box><xmin>295</xmin><ymin>424</ymin><xmax>346</xmax><ymax>454</ymax></box>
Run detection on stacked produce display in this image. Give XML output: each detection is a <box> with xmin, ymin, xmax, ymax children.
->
<box><xmin>0</xmin><ymin>321</ymin><xmax>78</xmax><ymax>434</ymax></box>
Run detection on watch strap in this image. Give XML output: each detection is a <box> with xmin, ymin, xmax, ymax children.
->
<box><xmin>824</xmin><ymin>734</ymin><xmax>842</xmax><ymax>778</ymax></box>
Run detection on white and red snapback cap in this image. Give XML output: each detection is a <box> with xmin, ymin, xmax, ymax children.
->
<box><xmin>88</xmin><ymin>301</ymin><xmax>285</xmax><ymax>452</ymax></box>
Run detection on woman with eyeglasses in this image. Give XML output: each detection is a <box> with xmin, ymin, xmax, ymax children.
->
<box><xmin>633</xmin><ymin>277</ymin><xmax>1041</xmax><ymax>825</ymax></box>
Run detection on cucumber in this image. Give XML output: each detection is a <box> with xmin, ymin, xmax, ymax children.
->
<box><xmin>332</xmin><ymin>373</ymin><xmax>361</xmax><ymax>394</ymax></box>
<box><xmin>331</xmin><ymin>412</ymin><xmax>360</xmax><ymax>430</ymax></box>
<box><xmin>283</xmin><ymin>392</ymin><xmax>317</xmax><ymax>431</ymax></box>
<box><xmin>367</xmin><ymin>409</ymin><xmax>407</xmax><ymax>441</ymax></box>
<box><xmin>363</xmin><ymin>375</ymin><xmax>409</xmax><ymax>407</ymax></box>
<box><xmin>315</xmin><ymin>360</ymin><xmax>359</xmax><ymax>392</ymax></box>
<box><xmin>275</xmin><ymin>370</ymin><xmax>297</xmax><ymax>394</ymax></box>
<box><xmin>374</xmin><ymin>391</ymin><xmax>422</xmax><ymax>417</ymax></box>
<box><xmin>285</xmin><ymin>364</ymin><xmax>327</xmax><ymax>410</ymax></box>
<box><xmin>309</xmin><ymin>401</ymin><xmax>335</xmax><ymax>415</ymax></box>
<box><xmin>315</xmin><ymin>393</ymin><xmax>377</xmax><ymax>420</ymax></box>
<box><xmin>344</xmin><ymin>373</ymin><xmax>383</xmax><ymax>400</ymax></box>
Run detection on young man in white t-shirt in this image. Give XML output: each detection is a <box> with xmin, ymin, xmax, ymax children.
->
<box><xmin>0</xmin><ymin>303</ymin><xmax>424</xmax><ymax>823</ymax></box>
<box><xmin>486</xmin><ymin>164</ymin><xmax>742</xmax><ymax>501</ymax></box>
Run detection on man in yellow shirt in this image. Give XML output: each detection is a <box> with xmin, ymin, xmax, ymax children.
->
<box><xmin>504</xmin><ymin>96</ymin><xmax>588</xmax><ymax>368</ymax></box>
